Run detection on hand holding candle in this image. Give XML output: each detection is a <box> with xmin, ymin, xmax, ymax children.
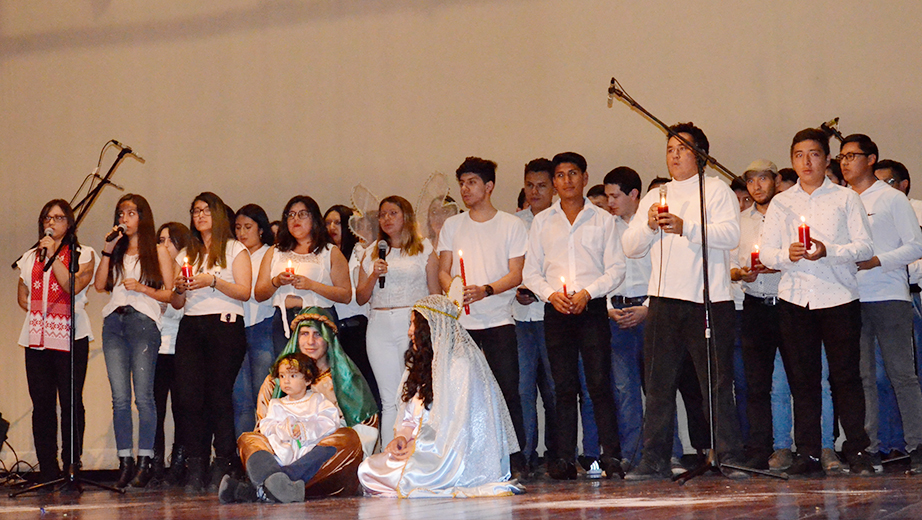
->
<box><xmin>750</xmin><ymin>245</ymin><xmax>760</xmax><ymax>270</ymax></box>
<box><xmin>560</xmin><ymin>276</ymin><xmax>568</xmax><ymax>297</ymax></box>
<box><xmin>181</xmin><ymin>256</ymin><xmax>193</xmax><ymax>279</ymax></box>
<box><xmin>658</xmin><ymin>184</ymin><xmax>669</xmax><ymax>214</ymax></box>
<box><xmin>285</xmin><ymin>259</ymin><xmax>295</xmax><ymax>275</ymax></box>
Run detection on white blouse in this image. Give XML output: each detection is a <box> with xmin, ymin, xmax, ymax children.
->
<box><xmin>101</xmin><ymin>254</ymin><xmax>163</xmax><ymax>328</ymax></box>
<box><xmin>362</xmin><ymin>239</ymin><xmax>433</xmax><ymax>309</ymax></box>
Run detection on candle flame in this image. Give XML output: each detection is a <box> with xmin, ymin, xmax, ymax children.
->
<box><xmin>800</xmin><ymin>216</ymin><xmax>806</xmax><ymax>224</ymax></box>
<box><xmin>287</xmin><ymin>259</ymin><xmax>293</xmax><ymax>268</ymax></box>
<box><xmin>183</xmin><ymin>256</ymin><xmax>188</xmax><ymax>264</ymax></box>
<box><xmin>560</xmin><ymin>276</ymin><xmax>566</xmax><ymax>283</ymax></box>
<box><xmin>458</xmin><ymin>250</ymin><xmax>463</xmax><ymax>257</ymax></box>
<box><xmin>754</xmin><ymin>244</ymin><xmax>759</xmax><ymax>253</ymax></box>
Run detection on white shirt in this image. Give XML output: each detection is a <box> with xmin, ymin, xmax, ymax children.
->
<box><xmin>523</xmin><ymin>199</ymin><xmax>625</xmax><ymax>303</ymax></box>
<box><xmin>908</xmin><ymin>198</ymin><xmax>922</xmax><ymax>285</ymax></box>
<box><xmin>438</xmin><ymin>211</ymin><xmax>528</xmax><ymax>330</ymax></box>
<box><xmin>855</xmin><ymin>180</ymin><xmax>922</xmax><ymax>302</ymax></box>
<box><xmin>176</xmin><ymin>240</ymin><xmax>249</xmax><ymax>317</ymax></box>
<box><xmin>731</xmin><ymin>205</ymin><xmax>781</xmax><ymax>298</ymax></box>
<box><xmin>334</xmin><ymin>244</ymin><xmax>370</xmax><ymax>320</ymax></box>
<box><xmin>513</xmin><ymin>208</ymin><xmax>544</xmax><ymax>322</ymax></box>
<box><xmin>101</xmin><ymin>253</ymin><xmax>164</xmax><ymax>328</ymax></box>
<box><xmin>363</xmin><ymin>240</ymin><xmax>434</xmax><ymax>310</ymax></box>
<box><xmin>270</xmin><ymin>244</ymin><xmax>336</xmax><ymax>312</ymax></box>
<box><xmin>18</xmin><ymin>245</ymin><xmax>98</xmax><ymax>345</ymax></box>
<box><xmin>760</xmin><ymin>178</ymin><xmax>873</xmax><ymax>309</ymax></box>
<box><xmin>622</xmin><ymin>175</ymin><xmax>739</xmax><ymax>304</ymax></box>
<box><xmin>611</xmin><ymin>214</ymin><xmax>651</xmax><ymax>298</ymax></box>
<box><xmin>242</xmin><ymin>245</ymin><xmax>275</xmax><ymax>327</ymax></box>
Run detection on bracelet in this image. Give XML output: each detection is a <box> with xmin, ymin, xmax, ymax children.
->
<box><xmin>211</xmin><ymin>274</ymin><xmax>218</xmax><ymax>289</ymax></box>
<box><xmin>101</xmin><ymin>251</ymin><xmax>112</xmax><ymax>257</ymax></box>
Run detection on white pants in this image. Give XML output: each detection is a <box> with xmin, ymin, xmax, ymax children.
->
<box><xmin>366</xmin><ymin>307</ymin><xmax>411</xmax><ymax>448</ymax></box>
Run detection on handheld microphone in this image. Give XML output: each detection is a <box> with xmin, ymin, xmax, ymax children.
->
<box><xmin>38</xmin><ymin>228</ymin><xmax>52</xmax><ymax>262</ymax></box>
<box><xmin>377</xmin><ymin>240</ymin><xmax>388</xmax><ymax>288</ymax></box>
<box><xmin>106</xmin><ymin>223</ymin><xmax>127</xmax><ymax>242</ymax></box>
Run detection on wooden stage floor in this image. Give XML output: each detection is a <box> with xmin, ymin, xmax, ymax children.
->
<box><xmin>3</xmin><ymin>473</ymin><xmax>922</xmax><ymax>520</ymax></box>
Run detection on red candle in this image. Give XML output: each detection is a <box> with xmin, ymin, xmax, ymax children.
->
<box><xmin>458</xmin><ymin>250</ymin><xmax>470</xmax><ymax>315</ymax></box>
<box><xmin>560</xmin><ymin>276</ymin><xmax>568</xmax><ymax>296</ymax></box>
<box><xmin>798</xmin><ymin>216</ymin><xmax>810</xmax><ymax>250</ymax></box>
<box><xmin>181</xmin><ymin>257</ymin><xmax>193</xmax><ymax>279</ymax></box>
<box><xmin>285</xmin><ymin>259</ymin><xmax>295</xmax><ymax>275</ymax></box>
<box><xmin>658</xmin><ymin>186</ymin><xmax>669</xmax><ymax>214</ymax></box>
<box><xmin>750</xmin><ymin>245</ymin><xmax>760</xmax><ymax>269</ymax></box>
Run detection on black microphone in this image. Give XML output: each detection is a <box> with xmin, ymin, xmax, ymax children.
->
<box><xmin>377</xmin><ymin>239</ymin><xmax>388</xmax><ymax>288</ymax></box>
<box><xmin>38</xmin><ymin>228</ymin><xmax>52</xmax><ymax>262</ymax></box>
<box><xmin>106</xmin><ymin>223</ymin><xmax>127</xmax><ymax>242</ymax></box>
<box><xmin>112</xmin><ymin>139</ymin><xmax>146</xmax><ymax>163</ymax></box>
<box><xmin>608</xmin><ymin>77</ymin><xmax>616</xmax><ymax>108</ymax></box>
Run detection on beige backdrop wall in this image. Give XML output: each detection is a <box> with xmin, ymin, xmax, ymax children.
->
<box><xmin>2</xmin><ymin>1</ymin><xmax>920</xmax><ymax>469</ymax></box>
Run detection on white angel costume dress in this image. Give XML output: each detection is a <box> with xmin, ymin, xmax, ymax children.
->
<box><xmin>259</xmin><ymin>390</ymin><xmax>340</xmax><ymax>466</ymax></box>
<box><xmin>357</xmin><ymin>294</ymin><xmax>523</xmax><ymax>497</ymax></box>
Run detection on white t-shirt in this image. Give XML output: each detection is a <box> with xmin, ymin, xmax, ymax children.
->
<box><xmin>159</xmin><ymin>304</ymin><xmax>183</xmax><ymax>355</ymax></box>
<box><xmin>438</xmin><ymin>211</ymin><xmax>528</xmax><ymax>330</ymax></box>
<box><xmin>269</xmin><ymin>244</ymin><xmax>336</xmax><ymax>312</ymax></box>
<box><xmin>334</xmin><ymin>244</ymin><xmax>370</xmax><ymax>320</ymax></box>
<box><xmin>101</xmin><ymin>253</ymin><xmax>163</xmax><ymax>328</ymax></box>
<box><xmin>176</xmin><ymin>240</ymin><xmax>249</xmax><ymax>317</ymax></box>
<box><xmin>18</xmin><ymin>245</ymin><xmax>97</xmax><ymax>346</ymax></box>
<box><xmin>243</xmin><ymin>244</ymin><xmax>274</xmax><ymax>327</ymax></box>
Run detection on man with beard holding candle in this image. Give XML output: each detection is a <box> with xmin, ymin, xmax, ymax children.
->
<box><xmin>523</xmin><ymin>152</ymin><xmax>626</xmax><ymax>480</ymax></box>
<box><xmin>839</xmin><ymin>134</ymin><xmax>922</xmax><ymax>474</ymax></box>
<box><xmin>759</xmin><ymin>128</ymin><xmax>875</xmax><ymax>476</ymax></box>
<box><xmin>437</xmin><ymin>156</ymin><xmax>530</xmax><ymax>479</ymax></box>
<box><xmin>621</xmin><ymin>123</ymin><xmax>746</xmax><ymax>480</ymax></box>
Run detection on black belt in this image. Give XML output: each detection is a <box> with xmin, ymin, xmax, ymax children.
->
<box><xmin>113</xmin><ymin>306</ymin><xmax>136</xmax><ymax>315</ymax></box>
<box><xmin>744</xmin><ymin>293</ymin><xmax>779</xmax><ymax>306</ymax></box>
<box><xmin>610</xmin><ymin>295</ymin><xmax>647</xmax><ymax>307</ymax></box>
<box><xmin>911</xmin><ymin>284</ymin><xmax>921</xmax><ymax>294</ymax></box>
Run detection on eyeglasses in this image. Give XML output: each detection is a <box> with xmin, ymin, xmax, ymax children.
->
<box><xmin>881</xmin><ymin>177</ymin><xmax>898</xmax><ymax>186</ymax></box>
<box><xmin>836</xmin><ymin>152</ymin><xmax>870</xmax><ymax>163</ymax></box>
<box><xmin>286</xmin><ymin>210</ymin><xmax>311</xmax><ymax>221</ymax></box>
<box><xmin>42</xmin><ymin>215</ymin><xmax>67</xmax><ymax>224</ymax></box>
<box><xmin>190</xmin><ymin>207</ymin><xmax>211</xmax><ymax>217</ymax></box>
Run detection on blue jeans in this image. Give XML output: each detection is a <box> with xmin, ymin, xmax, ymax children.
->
<box><xmin>233</xmin><ymin>317</ymin><xmax>276</xmax><ymax>438</ymax></box>
<box><xmin>609</xmin><ymin>319</ymin><xmax>644</xmax><ymax>466</ymax></box>
<box><xmin>515</xmin><ymin>320</ymin><xmax>556</xmax><ymax>465</ymax></box>
<box><xmin>102</xmin><ymin>308</ymin><xmax>160</xmax><ymax>457</ymax></box>
<box><xmin>771</xmin><ymin>347</ymin><xmax>835</xmax><ymax>450</ymax></box>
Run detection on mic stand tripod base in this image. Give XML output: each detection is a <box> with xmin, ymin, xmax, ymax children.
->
<box><xmin>672</xmin><ymin>449</ymin><xmax>788</xmax><ymax>485</ymax></box>
<box><xmin>10</xmin><ymin>463</ymin><xmax>126</xmax><ymax>497</ymax></box>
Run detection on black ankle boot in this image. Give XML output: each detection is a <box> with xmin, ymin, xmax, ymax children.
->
<box><xmin>165</xmin><ymin>445</ymin><xmax>187</xmax><ymax>487</ymax></box>
<box><xmin>208</xmin><ymin>456</ymin><xmax>234</xmax><ymax>492</ymax></box>
<box><xmin>148</xmin><ymin>452</ymin><xmax>166</xmax><ymax>486</ymax></box>
<box><xmin>184</xmin><ymin>457</ymin><xmax>208</xmax><ymax>493</ymax></box>
<box><xmin>131</xmin><ymin>456</ymin><xmax>154</xmax><ymax>487</ymax></box>
<box><xmin>115</xmin><ymin>456</ymin><xmax>135</xmax><ymax>489</ymax></box>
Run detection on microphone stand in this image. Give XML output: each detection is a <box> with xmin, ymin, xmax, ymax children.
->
<box><xmin>10</xmin><ymin>145</ymin><xmax>138</xmax><ymax>497</ymax></box>
<box><xmin>607</xmin><ymin>77</ymin><xmax>785</xmax><ymax>483</ymax></box>
<box><xmin>820</xmin><ymin>117</ymin><xmax>845</xmax><ymax>144</ymax></box>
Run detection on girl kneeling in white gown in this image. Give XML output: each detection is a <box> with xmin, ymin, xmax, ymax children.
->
<box><xmin>358</xmin><ymin>294</ymin><xmax>524</xmax><ymax>497</ymax></box>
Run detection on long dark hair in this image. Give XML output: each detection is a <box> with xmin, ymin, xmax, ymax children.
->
<box><xmin>235</xmin><ymin>204</ymin><xmax>274</xmax><ymax>247</ymax></box>
<box><xmin>37</xmin><ymin>199</ymin><xmax>79</xmax><ymax>248</ymax></box>
<box><xmin>105</xmin><ymin>194</ymin><xmax>163</xmax><ymax>292</ymax></box>
<box><xmin>187</xmin><ymin>192</ymin><xmax>234</xmax><ymax>269</ymax></box>
<box><xmin>323</xmin><ymin>205</ymin><xmax>358</xmax><ymax>259</ymax></box>
<box><xmin>276</xmin><ymin>195</ymin><xmax>330</xmax><ymax>254</ymax></box>
<box><xmin>157</xmin><ymin>222</ymin><xmax>192</xmax><ymax>253</ymax></box>
<box><xmin>401</xmin><ymin>310</ymin><xmax>434</xmax><ymax>409</ymax></box>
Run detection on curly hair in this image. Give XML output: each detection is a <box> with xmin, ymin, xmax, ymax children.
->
<box><xmin>272</xmin><ymin>352</ymin><xmax>320</xmax><ymax>387</ymax></box>
<box><xmin>401</xmin><ymin>310</ymin><xmax>434</xmax><ymax>409</ymax></box>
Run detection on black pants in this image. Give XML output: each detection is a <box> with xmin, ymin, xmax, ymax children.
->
<box><xmin>778</xmin><ymin>300</ymin><xmax>869</xmax><ymax>458</ymax></box>
<box><xmin>676</xmin><ymin>352</ymin><xmax>711</xmax><ymax>451</ymax></box>
<box><xmin>153</xmin><ymin>353</ymin><xmax>178</xmax><ymax>457</ymax></box>
<box><xmin>467</xmin><ymin>325</ymin><xmax>526</xmax><ymax>454</ymax></box>
<box><xmin>24</xmin><ymin>337</ymin><xmax>89</xmax><ymax>472</ymax></box>
<box><xmin>544</xmin><ymin>299</ymin><xmax>621</xmax><ymax>460</ymax></box>
<box><xmin>174</xmin><ymin>314</ymin><xmax>247</xmax><ymax>459</ymax></box>
<box><xmin>642</xmin><ymin>297</ymin><xmax>743</xmax><ymax>464</ymax></box>
<box><xmin>740</xmin><ymin>295</ymin><xmax>784</xmax><ymax>456</ymax></box>
<box><xmin>337</xmin><ymin>315</ymin><xmax>381</xmax><ymax>410</ymax></box>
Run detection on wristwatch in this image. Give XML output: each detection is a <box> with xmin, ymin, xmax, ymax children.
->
<box><xmin>484</xmin><ymin>284</ymin><xmax>495</xmax><ymax>296</ymax></box>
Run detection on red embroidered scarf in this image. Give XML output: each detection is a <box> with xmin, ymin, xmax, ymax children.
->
<box><xmin>28</xmin><ymin>246</ymin><xmax>72</xmax><ymax>351</ymax></box>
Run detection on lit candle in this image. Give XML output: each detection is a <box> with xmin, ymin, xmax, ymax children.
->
<box><xmin>181</xmin><ymin>256</ymin><xmax>193</xmax><ymax>279</ymax></box>
<box><xmin>458</xmin><ymin>250</ymin><xmax>470</xmax><ymax>315</ymax></box>
<box><xmin>286</xmin><ymin>259</ymin><xmax>295</xmax><ymax>275</ymax></box>
<box><xmin>751</xmin><ymin>245</ymin><xmax>760</xmax><ymax>269</ymax></box>
<box><xmin>658</xmin><ymin>184</ymin><xmax>669</xmax><ymax>214</ymax></box>
<box><xmin>561</xmin><ymin>276</ymin><xmax>568</xmax><ymax>296</ymax></box>
<box><xmin>799</xmin><ymin>216</ymin><xmax>810</xmax><ymax>250</ymax></box>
